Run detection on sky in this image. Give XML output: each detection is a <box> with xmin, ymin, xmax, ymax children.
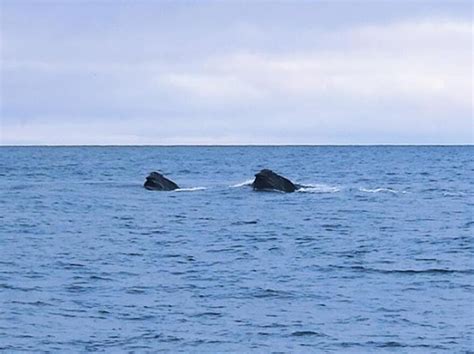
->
<box><xmin>0</xmin><ymin>0</ymin><xmax>472</xmax><ymax>145</ymax></box>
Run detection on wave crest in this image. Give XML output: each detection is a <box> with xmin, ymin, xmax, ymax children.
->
<box><xmin>359</xmin><ymin>187</ymin><xmax>399</xmax><ymax>194</ymax></box>
<box><xmin>230</xmin><ymin>179</ymin><xmax>254</xmax><ymax>188</ymax></box>
<box><xmin>173</xmin><ymin>187</ymin><xmax>206</xmax><ymax>192</ymax></box>
<box><xmin>296</xmin><ymin>184</ymin><xmax>341</xmax><ymax>193</ymax></box>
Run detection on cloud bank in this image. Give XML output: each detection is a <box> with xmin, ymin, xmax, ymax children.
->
<box><xmin>1</xmin><ymin>1</ymin><xmax>472</xmax><ymax>144</ymax></box>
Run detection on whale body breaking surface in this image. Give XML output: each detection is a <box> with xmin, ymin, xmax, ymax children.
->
<box><xmin>144</xmin><ymin>172</ymin><xmax>179</xmax><ymax>191</ymax></box>
<box><xmin>251</xmin><ymin>169</ymin><xmax>299</xmax><ymax>193</ymax></box>
<box><xmin>144</xmin><ymin>169</ymin><xmax>299</xmax><ymax>192</ymax></box>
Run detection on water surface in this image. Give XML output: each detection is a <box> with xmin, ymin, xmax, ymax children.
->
<box><xmin>0</xmin><ymin>146</ymin><xmax>473</xmax><ymax>352</ymax></box>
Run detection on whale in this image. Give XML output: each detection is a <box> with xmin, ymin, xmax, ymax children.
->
<box><xmin>252</xmin><ymin>169</ymin><xmax>299</xmax><ymax>193</ymax></box>
<box><xmin>144</xmin><ymin>171</ymin><xmax>179</xmax><ymax>191</ymax></box>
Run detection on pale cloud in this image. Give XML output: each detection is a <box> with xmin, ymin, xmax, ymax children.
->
<box><xmin>1</xmin><ymin>1</ymin><xmax>472</xmax><ymax>145</ymax></box>
<box><xmin>161</xmin><ymin>73</ymin><xmax>264</xmax><ymax>102</ymax></box>
<box><xmin>161</xmin><ymin>18</ymin><xmax>472</xmax><ymax>107</ymax></box>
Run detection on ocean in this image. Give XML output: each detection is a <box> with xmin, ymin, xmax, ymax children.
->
<box><xmin>0</xmin><ymin>146</ymin><xmax>472</xmax><ymax>352</ymax></box>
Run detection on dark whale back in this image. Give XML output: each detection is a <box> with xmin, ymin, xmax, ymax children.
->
<box><xmin>252</xmin><ymin>169</ymin><xmax>297</xmax><ymax>193</ymax></box>
<box><xmin>144</xmin><ymin>172</ymin><xmax>179</xmax><ymax>191</ymax></box>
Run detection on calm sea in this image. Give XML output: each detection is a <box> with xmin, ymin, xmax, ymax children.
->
<box><xmin>0</xmin><ymin>146</ymin><xmax>472</xmax><ymax>352</ymax></box>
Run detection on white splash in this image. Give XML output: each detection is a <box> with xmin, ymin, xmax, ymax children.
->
<box><xmin>359</xmin><ymin>187</ymin><xmax>399</xmax><ymax>194</ymax></box>
<box><xmin>173</xmin><ymin>187</ymin><xmax>207</xmax><ymax>192</ymax></box>
<box><xmin>230</xmin><ymin>179</ymin><xmax>254</xmax><ymax>188</ymax></box>
<box><xmin>296</xmin><ymin>184</ymin><xmax>341</xmax><ymax>193</ymax></box>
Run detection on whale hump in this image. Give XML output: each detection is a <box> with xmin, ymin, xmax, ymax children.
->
<box><xmin>144</xmin><ymin>171</ymin><xmax>179</xmax><ymax>191</ymax></box>
<box><xmin>252</xmin><ymin>169</ymin><xmax>297</xmax><ymax>193</ymax></box>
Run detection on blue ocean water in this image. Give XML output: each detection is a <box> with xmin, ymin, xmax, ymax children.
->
<box><xmin>0</xmin><ymin>146</ymin><xmax>472</xmax><ymax>352</ymax></box>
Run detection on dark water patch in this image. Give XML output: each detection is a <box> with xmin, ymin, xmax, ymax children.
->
<box><xmin>118</xmin><ymin>314</ymin><xmax>156</xmax><ymax>321</ymax></box>
<box><xmin>0</xmin><ymin>261</ymin><xmax>17</xmax><ymax>267</ymax></box>
<box><xmin>252</xmin><ymin>288</ymin><xmax>294</xmax><ymax>299</ymax></box>
<box><xmin>56</xmin><ymin>261</ymin><xmax>86</xmax><ymax>269</ymax></box>
<box><xmin>321</xmin><ymin>223</ymin><xmax>344</xmax><ymax>231</ymax></box>
<box><xmin>337</xmin><ymin>341</ymin><xmax>366</xmax><ymax>348</ymax></box>
<box><xmin>366</xmin><ymin>341</ymin><xmax>448</xmax><ymax>350</ymax></box>
<box><xmin>48</xmin><ymin>311</ymin><xmax>79</xmax><ymax>318</ymax></box>
<box><xmin>206</xmin><ymin>248</ymin><xmax>238</xmax><ymax>254</ymax></box>
<box><xmin>113</xmin><ymin>215</ymin><xmax>134</xmax><ymax>221</ymax></box>
<box><xmin>10</xmin><ymin>300</ymin><xmax>53</xmax><ymax>307</ymax></box>
<box><xmin>134</xmin><ymin>229</ymin><xmax>169</xmax><ymax>236</ymax></box>
<box><xmin>64</xmin><ymin>284</ymin><xmax>95</xmax><ymax>293</ymax></box>
<box><xmin>291</xmin><ymin>331</ymin><xmax>327</xmax><ymax>337</ymax></box>
<box><xmin>231</xmin><ymin>220</ymin><xmax>259</xmax><ymax>225</ymax></box>
<box><xmin>192</xmin><ymin>312</ymin><xmax>223</xmax><ymax>318</ymax></box>
<box><xmin>0</xmin><ymin>284</ymin><xmax>40</xmax><ymax>292</ymax></box>
<box><xmin>89</xmin><ymin>275</ymin><xmax>113</xmax><ymax>281</ymax></box>
<box><xmin>123</xmin><ymin>252</ymin><xmax>144</xmax><ymax>257</ymax></box>
<box><xmin>415</xmin><ymin>258</ymin><xmax>440</xmax><ymax>262</ymax></box>
<box><xmin>330</xmin><ymin>265</ymin><xmax>474</xmax><ymax>275</ymax></box>
<box><xmin>162</xmin><ymin>253</ymin><xmax>182</xmax><ymax>258</ymax></box>
<box><xmin>80</xmin><ymin>332</ymin><xmax>182</xmax><ymax>351</ymax></box>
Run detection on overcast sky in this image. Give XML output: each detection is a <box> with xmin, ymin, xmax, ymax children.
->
<box><xmin>1</xmin><ymin>0</ymin><xmax>472</xmax><ymax>145</ymax></box>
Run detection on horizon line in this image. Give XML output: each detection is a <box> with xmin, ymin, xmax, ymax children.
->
<box><xmin>1</xmin><ymin>144</ymin><xmax>472</xmax><ymax>147</ymax></box>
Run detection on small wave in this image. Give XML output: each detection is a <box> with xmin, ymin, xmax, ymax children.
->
<box><xmin>173</xmin><ymin>187</ymin><xmax>206</xmax><ymax>192</ymax></box>
<box><xmin>332</xmin><ymin>265</ymin><xmax>473</xmax><ymax>275</ymax></box>
<box><xmin>291</xmin><ymin>331</ymin><xmax>327</xmax><ymax>337</ymax></box>
<box><xmin>192</xmin><ymin>312</ymin><xmax>222</xmax><ymax>318</ymax></box>
<box><xmin>231</xmin><ymin>220</ymin><xmax>258</xmax><ymax>225</ymax></box>
<box><xmin>359</xmin><ymin>187</ymin><xmax>400</xmax><ymax>194</ymax></box>
<box><xmin>252</xmin><ymin>288</ymin><xmax>294</xmax><ymax>299</ymax></box>
<box><xmin>230</xmin><ymin>179</ymin><xmax>253</xmax><ymax>188</ymax></box>
<box><xmin>442</xmin><ymin>191</ymin><xmax>466</xmax><ymax>197</ymax></box>
<box><xmin>296</xmin><ymin>184</ymin><xmax>340</xmax><ymax>193</ymax></box>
